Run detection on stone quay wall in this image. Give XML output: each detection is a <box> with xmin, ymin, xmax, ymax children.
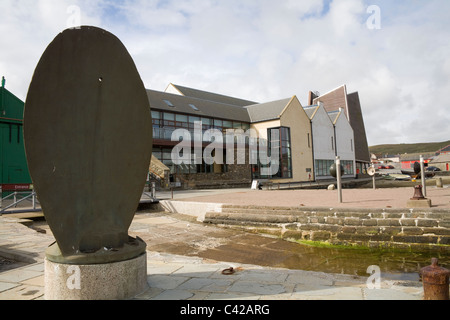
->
<box><xmin>204</xmin><ymin>205</ymin><xmax>450</xmax><ymax>252</ymax></box>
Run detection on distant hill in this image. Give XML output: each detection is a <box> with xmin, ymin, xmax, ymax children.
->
<box><xmin>369</xmin><ymin>140</ymin><xmax>450</xmax><ymax>156</ymax></box>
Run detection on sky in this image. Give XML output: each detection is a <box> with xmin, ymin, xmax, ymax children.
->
<box><xmin>1</xmin><ymin>0</ymin><xmax>449</xmax><ymax>146</ymax></box>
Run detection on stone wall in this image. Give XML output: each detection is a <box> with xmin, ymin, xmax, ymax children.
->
<box><xmin>176</xmin><ymin>147</ymin><xmax>253</xmax><ymax>189</ymax></box>
<box><xmin>177</xmin><ymin>163</ymin><xmax>252</xmax><ymax>189</ymax></box>
<box><xmin>204</xmin><ymin>205</ymin><xmax>450</xmax><ymax>252</ymax></box>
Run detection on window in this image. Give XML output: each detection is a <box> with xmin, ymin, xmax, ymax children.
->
<box><xmin>163</xmin><ymin>100</ymin><xmax>175</xmax><ymax>107</ymax></box>
<box><xmin>315</xmin><ymin>160</ymin><xmax>354</xmax><ymax>176</ymax></box>
<box><xmin>341</xmin><ymin>160</ymin><xmax>354</xmax><ymax>175</ymax></box>
<box><xmin>163</xmin><ymin>112</ymin><xmax>175</xmax><ymax>121</ymax></box>
<box><xmin>268</xmin><ymin>127</ymin><xmax>292</xmax><ymax>179</ymax></box>
<box><xmin>189</xmin><ymin>116</ymin><xmax>200</xmax><ymax>123</ymax></box>
<box><xmin>201</xmin><ymin>117</ymin><xmax>212</xmax><ymax>125</ymax></box>
<box><xmin>315</xmin><ymin>160</ymin><xmax>335</xmax><ymax>177</ymax></box>
<box><xmin>176</xmin><ymin>114</ymin><xmax>188</xmax><ymax>124</ymax></box>
<box><xmin>151</xmin><ymin>111</ymin><xmax>161</xmax><ymax>119</ymax></box>
<box><xmin>223</xmin><ymin>120</ymin><xmax>233</xmax><ymax>129</ymax></box>
<box><xmin>233</xmin><ymin>122</ymin><xmax>242</xmax><ymax>129</ymax></box>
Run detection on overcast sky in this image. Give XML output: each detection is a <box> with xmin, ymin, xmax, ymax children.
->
<box><xmin>1</xmin><ymin>0</ymin><xmax>449</xmax><ymax>146</ymax></box>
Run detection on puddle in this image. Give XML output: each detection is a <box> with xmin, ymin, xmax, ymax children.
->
<box><xmin>197</xmin><ymin>236</ymin><xmax>450</xmax><ymax>282</ymax></box>
<box><xmin>280</xmin><ymin>245</ymin><xmax>450</xmax><ymax>281</ymax></box>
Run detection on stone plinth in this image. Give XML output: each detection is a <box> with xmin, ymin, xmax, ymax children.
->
<box><xmin>45</xmin><ymin>253</ymin><xmax>148</xmax><ymax>300</ymax></box>
<box><xmin>406</xmin><ymin>199</ymin><xmax>432</xmax><ymax>208</ymax></box>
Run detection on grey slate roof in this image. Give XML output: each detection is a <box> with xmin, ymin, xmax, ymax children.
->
<box><xmin>303</xmin><ymin>105</ymin><xmax>319</xmax><ymax>120</ymax></box>
<box><xmin>169</xmin><ymin>84</ymin><xmax>258</xmax><ymax>107</ymax></box>
<box><xmin>147</xmin><ymin>89</ymin><xmax>251</xmax><ymax>122</ymax></box>
<box><xmin>327</xmin><ymin>111</ymin><xmax>341</xmax><ymax>124</ymax></box>
<box><xmin>245</xmin><ymin>98</ymin><xmax>292</xmax><ymax>123</ymax></box>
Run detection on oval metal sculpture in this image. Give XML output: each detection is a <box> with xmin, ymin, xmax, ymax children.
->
<box><xmin>329</xmin><ymin>163</ymin><xmax>344</xmax><ymax>178</ymax></box>
<box><xmin>24</xmin><ymin>26</ymin><xmax>153</xmax><ymax>264</ymax></box>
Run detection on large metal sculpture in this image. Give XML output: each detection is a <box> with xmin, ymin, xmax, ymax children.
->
<box><xmin>24</xmin><ymin>26</ymin><xmax>153</xmax><ymax>265</ymax></box>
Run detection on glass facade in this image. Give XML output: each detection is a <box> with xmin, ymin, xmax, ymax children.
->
<box><xmin>341</xmin><ymin>160</ymin><xmax>354</xmax><ymax>175</ymax></box>
<box><xmin>315</xmin><ymin>159</ymin><xmax>354</xmax><ymax>177</ymax></box>
<box><xmin>152</xmin><ymin>110</ymin><xmax>250</xmax><ymax>143</ymax></box>
<box><xmin>315</xmin><ymin>160</ymin><xmax>335</xmax><ymax>177</ymax></box>
<box><xmin>252</xmin><ymin>127</ymin><xmax>292</xmax><ymax>179</ymax></box>
<box><xmin>152</xmin><ymin>110</ymin><xmax>250</xmax><ymax>175</ymax></box>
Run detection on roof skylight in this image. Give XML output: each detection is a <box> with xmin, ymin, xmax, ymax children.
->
<box><xmin>189</xmin><ymin>104</ymin><xmax>200</xmax><ymax>111</ymax></box>
<box><xmin>163</xmin><ymin>100</ymin><xmax>175</xmax><ymax>107</ymax></box>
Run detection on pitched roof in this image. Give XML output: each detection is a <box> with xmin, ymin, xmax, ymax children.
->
<box><xmin>431</xmin><ymin>153</ymin><xmax>450</xmax><ymax>162</ymax></box>
<box><xmin>167</xmin><ymin>83</ymin><xmax>258</xmax><ymax>107</ymax></box>
<box><xmin>399</xmin><ymin>153</ymin><xmax>435</xmax><ymax>161</ymax></box>
<box><xmin>437</xmin><ymin>144</ymin><xmax>450</xmax><ymax>154</ymax></box>
<box><xmin>312</xmin><ymin>85</ymin><xmax>348</xmax><ymax>117</ymax></box>
<box><xmin>147</xmin><ymin>89</ymin><xmax>251</xmax><ymax>122</ymax></box>
<box><xmin>303</xmin><ymin>105</ymin><xmax>320</xmax><ymax>120</ymax></box>
<box><xmin>245</xmin><ymin>97</ymin><xmax>292</xmax><ymax>123</ymax></box>
<box><xmin>327</xmin><ymin>111</ymin><xmax>341</xmax><ymax>124</ymax></box>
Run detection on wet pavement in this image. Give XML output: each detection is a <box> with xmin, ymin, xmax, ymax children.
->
<box><xmin>0</xmin><ymin>214</ymin><xmax>425</xmax><ymax>300</ymax></box>
<box><xmin>2</xmin><ymin>184</ymin><xmax>450</xmax><ymax>300</ymax></box>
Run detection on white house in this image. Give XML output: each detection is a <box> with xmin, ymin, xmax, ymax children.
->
<box><xmin>304</xmin><ymin>104</ymin><xmax>336</xmax><ymax>180</ymax></box>
<box><xmin>329</xmin><ymin>109</ymin><xmax>356</xmax><ymax>178</ymax></box>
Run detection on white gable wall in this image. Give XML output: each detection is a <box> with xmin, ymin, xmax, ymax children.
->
<box><xmin>310</xmin><ymin>106</ymin><xmax>336</xmax><ymax>162</ymax></box>
<box><xmin>335</xmin><ymin>112</ymin><xmax>356</xmax><ymax>177</ymax></box>
<box><xmin>164</xmin><ymin>83</ymin><xmax>183</xmax><ymax>96</ymax></box>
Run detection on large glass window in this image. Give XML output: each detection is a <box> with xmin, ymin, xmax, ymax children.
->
<box><xmin>223</xmin><ymin>120</ymin><xmax>233</xmax><ymax>129</ymax></box>
<box><xmin>341</xmin><ymin>160</ymin><xmax>354</xmax><ymax>175</ymax></box>
<box><xmin>315</xmin><ymin>160</ymin><xmax>334</xmax><ymax>177</ymax></box>
<box><xmin>269</xmin><ymin>127</ymin><xmax>292</xmax><ymax>179</ymax></box>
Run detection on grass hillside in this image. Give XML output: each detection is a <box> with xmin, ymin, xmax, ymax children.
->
<box><xmin>369</xmin><ymin>140</ymin><xmax>450</xmax><ymax>156</ymax></box>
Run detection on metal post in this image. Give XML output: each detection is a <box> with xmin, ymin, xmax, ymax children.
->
<box><xmin>420</xmin><ymin>155</ymin><xmax>427</xmax><ymax>197</ymax></box>
<box><xmin>372</xmin><ymin>165</ymin><xmax>376</xmax><ymax>190</ymax></box>
<box><xmin>336</xmin><ymin>156</ymin><xmax>343</xmax><ymax>203</ymax></box>
<box><xmin>151</xmin><ymin>182</ymin><xmax>156</xmax><ymax>198</ymax></box>
<box><xmin>32</xmin><ymin>192</ymin><xmax>36</xmax><ymax>210</ymax></box>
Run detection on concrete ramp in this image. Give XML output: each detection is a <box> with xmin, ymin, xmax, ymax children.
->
<box><xmin>158</xmin><ymin>200</ymin><xmax>223</xmax><ymax>222</ymax></box>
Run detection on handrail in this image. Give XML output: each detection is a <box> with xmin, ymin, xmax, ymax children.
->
<box><xmin>0</xmin><ymin>191</ymin><xmax>41</xmax><ymax>214</ymax></box>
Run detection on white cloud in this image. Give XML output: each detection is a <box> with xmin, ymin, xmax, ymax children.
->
<box><xmin>1</xmin><ymin>0</ymin><xmax>449</xmax><ymax>146</ymax></box>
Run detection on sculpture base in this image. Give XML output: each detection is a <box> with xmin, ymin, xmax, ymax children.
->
<box><xmin>44</xmin><ymin>253</ymin><xmax>148</xmax><ymax>300</ymax></box>
<box><xmin>45</xmin><ymin>236</ymin><xmax>146</xmax><ymax>265</ymax></box>
<box><xmin>407</xmin><ymin>199</ymin><xmax>432</xmax><ymax>208</ymax></box>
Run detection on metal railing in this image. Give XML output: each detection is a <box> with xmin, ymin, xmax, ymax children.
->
<box><xmin>0</xmin><ymin>191</ymin><xmax>41</xmax><ymax>214</ymax></box>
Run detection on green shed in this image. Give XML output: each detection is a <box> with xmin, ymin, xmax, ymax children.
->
<box><xmin>0</xmin><ymin>77</ymin><xmax>32</xmax><ymax>194</ymax></box>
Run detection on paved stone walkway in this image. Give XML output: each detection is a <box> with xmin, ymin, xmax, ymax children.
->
<box><xmin>0</xmin><ymin>216</ymin><xmax>424</xmax><ymax>300</ymax></box>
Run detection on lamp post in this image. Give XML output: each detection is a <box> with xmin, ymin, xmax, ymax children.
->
<box><xmin>420</xmin><ymin>155</ymin><xmax>427</xmax><ymax>197</ymax></box>
<box><xmin>336</xmin><ymin>156</ymin><xmax>343</xmax><ymax>203</ymax></box>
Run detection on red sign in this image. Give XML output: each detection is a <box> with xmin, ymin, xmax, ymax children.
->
<box><xmin>1</xmin><ymin>184</ymin><xmax>32</xmax><ymax>191</ymax></box>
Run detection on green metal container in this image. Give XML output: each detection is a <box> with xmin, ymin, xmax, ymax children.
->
<box><xmin>0</xmin><ymin>80</ymin><xmax>32</xmax><ymax>196</ymax></box>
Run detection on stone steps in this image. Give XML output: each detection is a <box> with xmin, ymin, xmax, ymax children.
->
<box><xmin>204</xmin><ymin>205</ymin><xmax>450</xmax><ymax>251</ymax></box>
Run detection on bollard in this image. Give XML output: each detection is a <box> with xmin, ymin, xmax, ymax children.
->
<box><xmin>436</xmin><ymin>177</ymin><xmax>443</xmax><ymax>188</ymax></box>
<box><xmin>420</xmin><ymin>258</ymin><xmax>450</xmax><ymax>300</ymax></box>
<box><xmin>411</xmin><ymin>185</ymin><xmax>426</xmax><ymax>200</ymax></box>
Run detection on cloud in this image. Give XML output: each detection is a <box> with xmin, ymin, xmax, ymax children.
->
<box><xmin>1</xmin><ymin>0</ymin><xmax>449</xmax><ymax>146</ymax></box>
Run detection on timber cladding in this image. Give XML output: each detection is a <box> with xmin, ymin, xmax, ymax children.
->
<box><xmin>204</xmin><ymin>205</ymin><xmax>450</xmax><ymax>252</ymax></box>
